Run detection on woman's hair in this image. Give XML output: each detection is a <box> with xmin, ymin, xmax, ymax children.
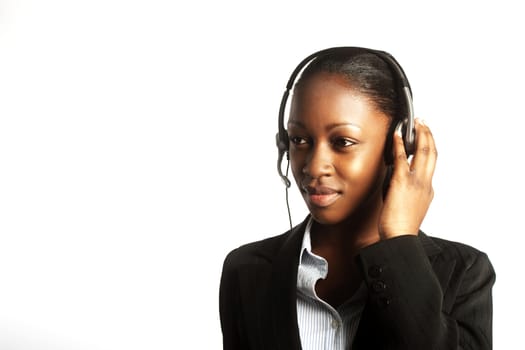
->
<box><xmin>294</xmin><ymin>49</ymin><xmax>406</xmax><ymax>126</ymax></box>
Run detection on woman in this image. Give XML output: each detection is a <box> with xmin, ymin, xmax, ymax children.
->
<box><xmin>219</xmin><ymin>47</ymin><xmax>495</xmax><ymax>349</ymax></box>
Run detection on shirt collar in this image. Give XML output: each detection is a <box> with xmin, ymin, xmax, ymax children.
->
<box><xmin>297</xmin><ymin>217</ymin><xmax>328</xmax><ymax>299</ymax></box>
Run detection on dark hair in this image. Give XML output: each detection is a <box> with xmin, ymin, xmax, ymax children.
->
<box><xmin>294</xmin><ymin>49</ymin><xmax>406</xmax><ymax>126</ymax></box>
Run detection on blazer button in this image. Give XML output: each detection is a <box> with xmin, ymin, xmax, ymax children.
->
<box><xmin>368</xmin><ymin>265</ymin><xmax>383</xmax><ymax>278</ymax></box>
<box><xmin>371</xmin><ymin>280</ymin><xmax>387</xmax><ymax>292</ymax></box>
<box><xmin>376</xmin><ymin>297</ymin><xmax>391</xmax><ymax>308</ymax></box>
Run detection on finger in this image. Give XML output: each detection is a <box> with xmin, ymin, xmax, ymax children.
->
<box><xmin>392</xmin><ymin>121</ymin><xmax>410</xmax><ymax>172</ymax></box>
<box><xmin>410</xmin><ymin>119</ymin><xmax>438</xmax><ymax>179</ymax></box>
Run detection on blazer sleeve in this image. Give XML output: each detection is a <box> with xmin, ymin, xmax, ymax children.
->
<box><xmin>357</xmin><ymin>235</ymin><xmax>495</xmax><ymax>350</ymax></box>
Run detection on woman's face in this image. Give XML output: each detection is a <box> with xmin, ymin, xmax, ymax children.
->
<box><xmin>288</xmin><ymin>72</ymin><xmax>390</xmax><ymax>225</ymax></box>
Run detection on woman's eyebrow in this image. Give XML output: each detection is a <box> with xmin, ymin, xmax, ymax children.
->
<box><xmin>325</xmin><ymin>122</ymin><xmax>361</xmax><ymax>130</ymax></box>
<box><xmin>288</xmin><ymin>120</ymin><xmax>361</xmax><ymax>130</ymax></box>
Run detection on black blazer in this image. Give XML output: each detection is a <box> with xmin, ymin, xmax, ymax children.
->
<box><xmin>219</xmin><ymin>217</ymin><xmax>495</xmax><ymax>349</ymax></box>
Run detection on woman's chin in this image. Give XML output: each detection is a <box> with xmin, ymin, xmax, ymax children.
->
<box><xmin>308</xmin><ymin>208</ymin><xmax>348</xmax><ymax>226</ymax></box>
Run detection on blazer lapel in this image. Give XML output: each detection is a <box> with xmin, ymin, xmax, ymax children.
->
<box><xmin>269</xmin><ymin>218</ymin><xmax>308</xmax><ymax>350</ymax></box>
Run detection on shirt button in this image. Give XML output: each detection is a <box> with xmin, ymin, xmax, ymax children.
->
<box><xmin>331</xmin><ymin>319</ymin><xmax>339</xmax><ymax>329</ymax></box>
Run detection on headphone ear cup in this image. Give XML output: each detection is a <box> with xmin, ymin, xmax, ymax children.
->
<box><xmin>276</xmin><ymin>132</ymin><xmax>289</xmax><ymax>153</ymax></box>
<box><xmin>276</xmin><ymin>132</ymin><xmax>291</xmax><ymax>187</ymax></box>
<box><xmin>384</xmin><ymin>119</ymin><xmax>416</xmax><ymax>165</ymax></box>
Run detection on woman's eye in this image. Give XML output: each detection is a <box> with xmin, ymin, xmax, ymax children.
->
<box><xmin>332</xmin><ymin>137</ymin><xmax>355</xmax><ymax>148</ymax></box>
<box><xmin>290</xmin><ymin>136</ymin><xmax>308</xmax><ymax>145</ymax></box>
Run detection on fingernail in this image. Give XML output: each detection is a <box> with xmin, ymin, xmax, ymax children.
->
<box><xmin>416</xmin><ymin>118</ymin><xmax>426</xmax><ymax>126</ymax></box>
<box><xmin>395</xmin><ymin>122</ymin><xmax>403</xmax><ymax>136</ymax></box>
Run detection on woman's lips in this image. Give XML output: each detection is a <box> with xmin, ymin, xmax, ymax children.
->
<box><xmin>303</xmin><ymin>186</ymin><xmax>340</xmax><ymax>208</ymax></box>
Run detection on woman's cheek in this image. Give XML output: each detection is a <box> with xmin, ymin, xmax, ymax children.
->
<box><xmin>341</xmin><ymin>154</ymin><xmax>386</xmax><ymax>189</ymax></box>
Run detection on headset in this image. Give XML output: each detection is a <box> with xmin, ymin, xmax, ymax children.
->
<box><xmin>276</xmin><ymin>46</ymin><xmax>416</xmax><ymax>188</ymax></box>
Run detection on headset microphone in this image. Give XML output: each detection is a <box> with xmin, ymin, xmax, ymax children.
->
<box><xmin>276</xmin><ymin>87</ymin><xmax>292</xmax><ymax>188</ymax></box>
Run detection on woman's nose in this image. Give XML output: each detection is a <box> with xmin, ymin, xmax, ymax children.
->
<box><xmin>302</xmin><ymin>144</ymin><xmax>333</xmax><ymax>179</ymax></box>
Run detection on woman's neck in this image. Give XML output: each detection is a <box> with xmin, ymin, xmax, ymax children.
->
<box><xmin>310</xmin><ymin>197</ymin><xmax>383</xmax><ymax>260</ymax></box>
<box><xmin>308</xmin><ymin>201</ymin><xmax>383</xmax><ymax>308</ymax></box>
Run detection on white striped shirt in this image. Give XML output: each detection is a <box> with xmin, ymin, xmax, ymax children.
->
<box><xmin>296</xmin><ymin>219</ymin><xmax>367</xmax><ymax>350</ymax></box>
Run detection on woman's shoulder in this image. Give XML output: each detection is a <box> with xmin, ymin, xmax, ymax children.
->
<box><xmin>422</xmin><ymin>232</ymin><xmax>494</xmax><ymax>271</ymax></box>
<box><xmin>222</xmin><ymin>230</ymin><xmax>293</xmax><ymax>268</ymax></box>
<box><xmin>222</xmin><ymin>218</ymin><xmax>309</xmax><ymax>270</ymax></box>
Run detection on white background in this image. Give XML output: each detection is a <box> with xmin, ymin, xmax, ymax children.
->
<box><xmin>0</xmin><ymin>0</ymin><xmax>522</xmax><ymax>349</ymax></box>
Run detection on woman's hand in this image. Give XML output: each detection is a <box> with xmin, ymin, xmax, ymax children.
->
<box><xmin>379</xmin><ymin>118</ymin><xmax>437</xmax><ymax>239</ymax></box>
